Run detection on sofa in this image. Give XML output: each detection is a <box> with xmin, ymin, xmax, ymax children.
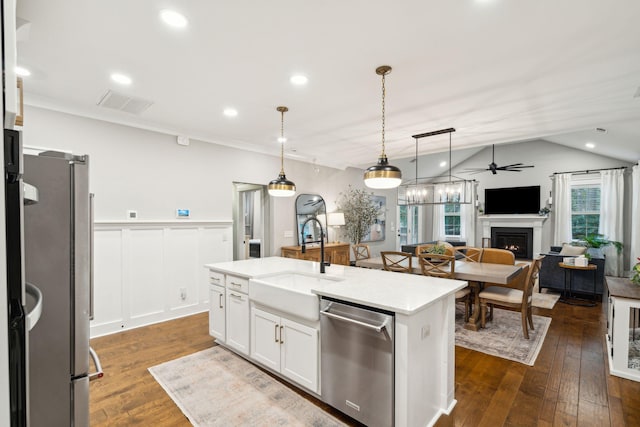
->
<box><xmin>538</xmin><ymin>246</ymin><xmax>606</xmax><ymax>296</ymax></box>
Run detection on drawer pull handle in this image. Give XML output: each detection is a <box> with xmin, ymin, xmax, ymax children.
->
<box><xmin>229</xmin><ymin>293</ymin><xmax>243</xmax><ymax>300</ymax></box>
<box><xmin>274</xmin><ymin>324</ymin><xmax>279</xmax><ymax>343</ymax></box>
<box><xmin>210</xmin><ymin>277</ymin><xmax>221</xmax><ymax>283</ymax></box>
<box><xmin>230</xmin><ymin>282</ymin><xmax>242</xmax><ymax>288</ymax></box>
<box><xmin>219</xmin><ymin>293</ymin><xmax>223</xmax><ymax>308</ymax></box>
<box><xmin>280</xmin><ymin>325</ymin><xmax>284</xmax><ymax>344</ymax></box>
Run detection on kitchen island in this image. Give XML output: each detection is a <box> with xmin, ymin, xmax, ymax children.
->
<box><xmin>205</xmin><ymin>256</ymin><xmax>466</xmax><ymax>427</ymax></box>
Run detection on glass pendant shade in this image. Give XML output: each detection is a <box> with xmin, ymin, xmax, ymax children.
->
<box><xmin>268</xmin><ymin>106</ymin><xmax>296</xmax><ymax>197</ymax></box>
<box><xmin>364</xmin><ymin>154</ymin><xmax>402</xmax><ymax>189</ymax></box>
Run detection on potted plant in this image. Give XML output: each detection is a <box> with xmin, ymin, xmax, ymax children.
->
<box><xmin>631</xmin><ymin>257</ymin><xmax>640</xmax><ymax>285</ymax></box>
<box><xmin>336</xmin><ymin>186</ymin><xmax>381</xmax><ymax>245</ymax></box>
<box><xmin>577</xmin><ymin>234</ymin><xmax>623</xmax><ymax>254</ymax></box>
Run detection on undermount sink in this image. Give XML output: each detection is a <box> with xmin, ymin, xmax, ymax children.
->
<box><xmin>249</xmin><ymin>273</ymin><xmax>343</xmax><ymax>321</ymax></box>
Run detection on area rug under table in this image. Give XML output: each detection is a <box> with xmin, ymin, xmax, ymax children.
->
<box><xmin>148</xmin><ymin>346</ymin><xmax>346</xmax><ymax>427</ymax></box>
<box><xmin>455</xmin><ymin>307</ymin><xmax>551</xmax><ymax>366</ymax></box>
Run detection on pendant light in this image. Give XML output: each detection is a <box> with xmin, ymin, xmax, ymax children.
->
<box><xmin>364</xmin><ymin>65</ymin><xmax>402</xmax><ymax>189</ymax></box>
<box><xmin>268</xmin><ymin>106</ymin><xmax>296</xmax><ymax>197</ymax></box>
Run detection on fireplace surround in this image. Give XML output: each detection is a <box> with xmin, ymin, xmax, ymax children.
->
<box><xmin>479</xmin><ymin>214</ymin><xmax>548</xmax><ymax>260</ymax></box>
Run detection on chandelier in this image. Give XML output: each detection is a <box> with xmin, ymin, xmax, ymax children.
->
<box><xmin>397</xmin><ymin>128</ymin><xmax>475</xmax><ymax>205</ymax></box>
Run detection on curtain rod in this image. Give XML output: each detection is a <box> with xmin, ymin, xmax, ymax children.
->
<box><xmin>550</xmin><ymin>166</ymin><xmax>627</xmax><ymax>177</ymax></box>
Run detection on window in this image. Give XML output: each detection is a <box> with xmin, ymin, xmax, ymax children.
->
<box><xmin>444</xmin><ymin>194</ymin><xmax>461</xmax><ymax>236</ymax></box>
<box><xmin>398</xmin><ymin>205</ymin><xmax>420</xmax><ymax>246</ymax></box>
<box><xmin>571</xmin><ymin>183</ymin><xmax>600</xmax><ymax>239</ymax></box>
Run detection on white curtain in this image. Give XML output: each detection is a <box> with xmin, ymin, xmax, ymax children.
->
<box><xmin>552</xmin><ymin>173</ymin><xmax>573</xmax><ymax>245</ymax></box>
<box><xmin>599</xmin><ymin>169</ymin><xmax>624</xmax><ymax>276</ymax></box>
<box><xmin>631</xmin><ymin>164</ymin><xmax>640</xmax><ymax>270</ymax></box>
<box><xmin>460</xmin><ymin>181</ymin><xmax>477</xmax><ymax>246</ymax></box>
<box><xmin>432</xmin><ymin>204</ymin><xmax>445</xmax><ymax>242</ymax></box>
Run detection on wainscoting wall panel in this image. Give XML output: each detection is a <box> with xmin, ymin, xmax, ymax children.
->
<box><xmin>91</xmin><ymin>220</ymin><xmax>233</xmax><ymax>337</ymax></box>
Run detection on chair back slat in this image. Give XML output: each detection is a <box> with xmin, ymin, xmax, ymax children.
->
<box><xmin>418</xmin><ymin>254</ymin><xmax>456</xmax><ymax>279</ymax></box>
<box><xmin>352</xmin><ymin>244</ymin><xmax>371</xmax><ymax>261</ymax></box>
<box><xmin>381</xmin><ymin>251</ymin><xmax>413</xmax><ymax>273</ymax></box>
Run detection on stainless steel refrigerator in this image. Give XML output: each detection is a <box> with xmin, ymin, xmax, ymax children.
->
<box><xmin>23</xmin><ymin>150</ymin><xmax>94</xmax><ymax>427</ymax></box>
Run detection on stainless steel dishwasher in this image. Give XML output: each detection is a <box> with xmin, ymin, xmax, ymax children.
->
<box><xmin>320</xmin><ymin>297</ymin><xmax>394</xmax><ymax>427</ymax></box>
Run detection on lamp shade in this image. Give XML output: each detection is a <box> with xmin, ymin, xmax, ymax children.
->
<box><xmin>327</xmin><ymin>212</ymin><xmax>345</xmax><ymax>226</ymax></box>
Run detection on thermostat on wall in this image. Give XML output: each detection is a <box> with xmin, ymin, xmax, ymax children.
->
<box><xmin>176</xmin><ymin>209</ymin><xmax>190</xmax><ymax>219</ymax></box>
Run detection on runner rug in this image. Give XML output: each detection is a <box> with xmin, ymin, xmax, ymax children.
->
<box><xmin>149</xmin><ymin>346</ymin><xmax>346</xmax><ymax>427</ymax></box>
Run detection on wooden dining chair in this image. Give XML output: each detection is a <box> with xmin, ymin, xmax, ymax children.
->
<box><xmin>352</xmin><ymin>243</ymin><xmax>371</xmax><ymax>262</ymax></box>
<box><xmin>478</xmin><ymin>256</ymin><xmax>544</xmax><ymax>339</ymax></box>
<box><xmin>381</xmin><ymin>251</ymin><xmax>413</xmax><ymax>273</ymax></box>
<box><xmin>480</xmin><ymin>248</ymin><xmax>515</xmax><ymax>265</ymax></box>
<box><xmin>454</xmin><ymin>246</ymin><xmax>482</xmax><ymax>262</ymax></box>
<box><xmin>418</xmin><ymin>253</ymin><xmax>472</xmax><ymax>322</ymax></box>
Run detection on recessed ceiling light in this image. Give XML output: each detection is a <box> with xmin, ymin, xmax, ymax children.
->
<box><xmin>160</xmin><ymin>9</ymin><xmax>188</xmax><ymax>28</ymax></box>
<box><xmin>277</xmin><ymin>137</ymin><xmax>287</xmax><ymax>143</ymax></box>
<box><xmin>223</xmin><ymin>108</ymin><xmax>238</xmax><ymax>117</ymax></box>
<box><xmin>290</xmin><ymin>75</ymin><xmax>308</xmax><ymax>86</ymax></box>
<box><xmin>15</xmin><ymin>66</ymin><xmax>31</xmax><ymax>77</ymax></box>
<box><xmin>110</xmin><ymin>73</ymin><xmax>132</xmax><ymax>85</ymax></box>
<box><xmin>439</xmin><ymin>161</ymin><xmax>447</xmax><ymax>167</ymax></box>
<box><xmin>585</xmin><ymin>142</ymin><xmax>596</xmax><ymax>149</ymax></box>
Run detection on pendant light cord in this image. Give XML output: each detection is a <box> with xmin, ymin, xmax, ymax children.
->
<box><xmin>449</xmin><ymin>132</ymin><xmax>452</xmax><ymax>181</ymax></box>
<box><xmin>280</xmin><ymin>109</ymin><xmax>285</xmax><ymax>174</ymax></box>
<box><xmin>380</xmin><ymin>72</ymin><xmax>386</xmax><ymax>158</ymax></box>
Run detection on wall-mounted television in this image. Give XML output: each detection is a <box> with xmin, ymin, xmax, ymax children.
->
<box><xmin>484</xmin><ymin>185</ymin><xmax>540</xmax><ymax>215</ymax></box>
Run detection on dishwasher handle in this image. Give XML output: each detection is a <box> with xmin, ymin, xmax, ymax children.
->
<box><xmin>320</xmin><ymin>307</ymin><xmax>387</xmax><ymax>333</ymax></box>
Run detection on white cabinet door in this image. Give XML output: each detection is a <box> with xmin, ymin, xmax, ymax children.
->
<box><xmin>281</xmin><ymin>317</ymin><xmax>318</xmax><ymax>392</ymax></box>
<box><xmin>250</xmin><ymin>307</ymin><xmax>281</xmax><ymax>371</ymax></box>
<box><xmin>209</xmin><ymin>284</ymin><xmax>225</xmax><ymax>341</ymax></box>
<box><xmin>226</xmin><ymin>290</ymin><xmax>249</xmax><ymax>355</ymax></box>
<box><xmin>250</xmin><ymin>306</ymin><xmax>319</xmax><ymax>393</ymax></box>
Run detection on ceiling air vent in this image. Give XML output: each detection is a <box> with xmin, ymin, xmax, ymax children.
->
<box><xmin>96</xmin><ymin>90</ymin><xmax>153</xmax><ymax>115</ymax></box>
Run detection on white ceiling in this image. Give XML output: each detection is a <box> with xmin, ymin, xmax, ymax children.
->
<box><xmin>16</xmin><ymin>0</ymin><xmax>640</xmax><ymax>170</ymax></box>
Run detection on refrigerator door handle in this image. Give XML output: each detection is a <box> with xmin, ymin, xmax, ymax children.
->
<box><xmin>89</xmin><ymin>192</ymin><xmax>95</xmax><ymax>320</ymax></box>
<box><xmin>88</xmin><ymin>347</ymin><xmax>104</xmax><ymax>381</ymax></box>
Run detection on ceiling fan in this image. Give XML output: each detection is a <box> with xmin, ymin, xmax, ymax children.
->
<box><xmin>464</xmin><ymin>145</ymin><xmax>534</xmax><ymax>175</ymax></box>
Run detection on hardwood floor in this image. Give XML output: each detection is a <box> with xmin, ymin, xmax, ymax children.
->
<box><xmin>89</xmin><ymin>302</ymin><xmax>640</xmax><ymax>426</ymax></box>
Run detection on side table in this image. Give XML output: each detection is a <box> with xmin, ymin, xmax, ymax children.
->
<box><xmin>558</xmin><ymin>262</ymin><xmax>597</xmax><ymax>307</ymax></box>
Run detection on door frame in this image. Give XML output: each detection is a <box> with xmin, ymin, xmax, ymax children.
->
<box><xmin>232</xmin><ymin>182</ymin><xmax>271</xmax><ymax>260</ymax></box>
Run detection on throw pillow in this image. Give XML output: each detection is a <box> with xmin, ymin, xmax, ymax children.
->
<box><xmin>559</xmin><ymin>243</ymin><xmax>587</xmax><ymax>256</ymax></box>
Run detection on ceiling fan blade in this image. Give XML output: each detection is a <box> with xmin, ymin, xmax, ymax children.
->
<box><xmin>499</xmin><ymin>163</ymin><xmax>524</xmax><ymax>168</ymax></box>
<box><xmin>504</xmin><ymin>165</ymin><xmax>534</xmax><ymax>170</ymax></box>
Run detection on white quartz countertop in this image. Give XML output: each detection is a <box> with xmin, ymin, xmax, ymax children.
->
<box><xmin>205</xmin><ymin>257</ymin><xmax>466</xmax><ymax>315</ymax></box>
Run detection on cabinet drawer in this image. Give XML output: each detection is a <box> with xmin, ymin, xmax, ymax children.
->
<box><xmin>209</xmin><ymin>270</ymin><xmax>225</xmax><ymax>286</ymax></box>
<box><xmin>226</xmin><ymin>274</ymin><xmax>249</xmax><ymax>294</ymax></box>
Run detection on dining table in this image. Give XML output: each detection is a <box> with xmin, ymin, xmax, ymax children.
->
<box><xmin>356</xmin><ymin>256</ymin><xmax>524</xmax><ymax>331</ymax></box>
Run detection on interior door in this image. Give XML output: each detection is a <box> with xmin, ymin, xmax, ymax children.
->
<box><xmin>232</xmin><ymin>183</ymin><xmax>269</xmax><ymax>260</ymax></box>
<box><xmin>397</xmin><ymin>205</ymin><xmax>421</xmax><ymax>249</ymax></box>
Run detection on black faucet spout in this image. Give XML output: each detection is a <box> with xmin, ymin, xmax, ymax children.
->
<box><xmin>300</xmin><ymin>217</ymin><xmax>329</xmax><ymax>273</ymax></box>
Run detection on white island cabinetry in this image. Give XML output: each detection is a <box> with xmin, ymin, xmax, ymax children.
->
<box><xmin>205</xmin><ymin>257</ymin><xmax>465</xmax><ymax>427</ymax></box>
<box><xmin>251</xmin><ymin>306</ymin><xmax>318</xmax><ymax>393</ymax></box>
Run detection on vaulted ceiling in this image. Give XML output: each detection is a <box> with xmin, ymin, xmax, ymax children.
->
<box><xmin>16</xmin><ymin>0</ymin><xmax>640</xmax><ymax>170</ymax></box>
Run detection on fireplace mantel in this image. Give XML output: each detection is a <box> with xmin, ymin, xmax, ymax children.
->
<box><xmin>478</xmin><ymin>215</ymin><xmax>548</xmax><ymax>258</ymax></box>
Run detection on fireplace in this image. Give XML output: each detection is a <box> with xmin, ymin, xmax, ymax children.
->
<box><xmin>491</xmin><ymin>227</ymin><xmax>534</xmax><ymax>259</ymax></box>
